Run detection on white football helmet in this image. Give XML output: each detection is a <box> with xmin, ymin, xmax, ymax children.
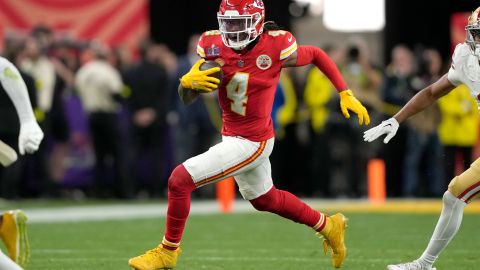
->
<box><xmin>466</xmin><ymin>7</ymin><xmax>480</xmax><ymax>59</ymax></box>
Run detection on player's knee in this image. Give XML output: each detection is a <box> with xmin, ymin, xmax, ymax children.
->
<box><xmin>447</xmin><ymin>171</ymin><xmax>480</xmax><ymax>203</ymax></box>
<box><xmin>470</xmin><ymin>158</ymin><xmax>480</xmax><ymax>172</ymax></box>
<box><xmin>447</xmin><ymin>176</ymin><xmax>460</xmax><ymax>197</ymax></box>
<box><xmin>250</xmin><ymin>187</ymin><xmax>278</xmax><ymax>212</ymax></box>
<box><xmin>443</xmin><ymin>190</ymin><xmax>454</xmax><ymax>203</ymax></box>
<box><xmin>168</xmin><ymin>164</ymin><xmax>195</xmax><ymax>194</ymax></box>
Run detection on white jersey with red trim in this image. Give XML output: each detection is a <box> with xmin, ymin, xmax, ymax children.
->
<box><xmin>448</xmin><ymin>43</ymin><xmax>480</xmax><ymax>108</ymax></box>
<box><xmin>197</xmin><ymin>29</ymin><xmax>297</xmax><ymax>142</ymax></box>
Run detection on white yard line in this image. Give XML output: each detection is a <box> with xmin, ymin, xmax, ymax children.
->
<box><xmin>23</xmin><ymin>198</ymin><xmax>465</xmax><ymax>224</ymax></box>
<box><xmin>24</xmin><ymin>200</ymin><xmax>255</xmax><ymax>224</ymax></box>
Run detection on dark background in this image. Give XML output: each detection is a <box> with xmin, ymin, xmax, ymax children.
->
<box><xmin>151</xmin><ymin>0</ymin><xmax>480</xmax><ymax>64</ymax></box>
<box><xmin>150</xmin><ymin>0</ymin><xmax>292</xmax><ymax>56</ymax></box>
<box><xmin>384</xmin><ymin>0</ymin><xmax>478</xmax><ymax>62</ymax></box>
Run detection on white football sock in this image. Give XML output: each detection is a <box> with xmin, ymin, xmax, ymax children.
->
<box><xmin>0</xmin><ymin>250</ymin><xmax>22</xmax><ymax>270</ymax></box>
<box><xmin>418</xmin><ymin>191</ymin><xmax>466</xmax><ymax>267</ymax></box>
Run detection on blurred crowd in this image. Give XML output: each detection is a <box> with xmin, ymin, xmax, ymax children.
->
<box><xmin>0</xmin><ymin>26</ymin><xmax>477</xmax><ymax>200</ymax></box>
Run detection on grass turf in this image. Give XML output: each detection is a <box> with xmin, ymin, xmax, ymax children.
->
<box><xmin>14</xmin><ymin>211</ymin><xmax>480</xmax><ymax>270</ymax></box>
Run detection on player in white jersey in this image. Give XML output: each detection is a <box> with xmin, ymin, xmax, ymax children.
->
<box><xmin>0</xmin><ymin>56</ymin><xmax>44</xmax><ymax>270</ymax></box>
<box><xmin>364</xmin><ymin>7</ymin><xmax>480</xmax><ymax>270</ymax></box>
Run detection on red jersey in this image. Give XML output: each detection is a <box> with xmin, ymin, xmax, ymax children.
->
<box><xmin>197</xmin><ymin>30</ymin><xmax>297</xmax><ymax>142</ymax></box>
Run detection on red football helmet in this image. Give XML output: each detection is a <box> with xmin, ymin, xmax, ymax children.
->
<box><xmin>466</xmin><ymin>7</ymin><xmax>480</xmax><ymax>58</ymax></box>
<box><xmin>217</xmin><ymin>0</ymin><xmax>265</xmax><ymax>50</ymax></box>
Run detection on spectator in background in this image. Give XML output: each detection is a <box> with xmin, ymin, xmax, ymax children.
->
<box><xmin>21</xmin><ymin>36</ymin><xmax>55</xmax><ymax>123</ymax></box>
<box><xmin>123</xmin><ymin>39</ymin><xmax>171</xmax><ymax>197</ymax></box>
<box><xmin>341</xmin><ymin>41</ymin><xmax>383</xmax><ymax>197</ymax></box>
<box><xmin>32</xmin><ymin>26</ymin><xmax>72</xmax><ymax>181</ymax></box>
<box><xmin>111</xmin><ymin>44</ymin><xmax>134</xmax><ymax>73</ymax></box>
<box><xmin>303</xmin><ymin>45</ymin><xmax>343</xmax><ymax>197</ymax></box>
<box><xmin>380</xmin><ymin>45</ymin><xmax>418</xmax><ymax>197</ymax></box>
<box><xmin>75</xmin><ymin>42</ymin><xmax>131</xmax><ymax>198</ymax></box>
<box><xmin>438</xmin><ymin>84</ymin><xmax>478</xmax><ymax>187</ymax></box>
<box><xmin>402</xmin><ymin>48</ymin><xmax>444</xmax><ymax>197</ymax></box>
<box><xmin>47</xmin><ymin>39</ymin><xmax>76</xmax><ymax>191</ymax></box>
<box><xmin>270</xmin><ymin>69</ymin><xmax>303</xmax><ymax>195</ymax></box>
<box><xmin>272</xmin><ymin>69</ymin><xmax>297</xmax><ymax>137</ymax></box>
<box><xmin>170</xmin><ymin>34</ymin><xmax>220</xmax><ymax>198</ymax></box>
<box><xmin>343</xmin><ymin>40</ymin><xmax>383</xmax><ymax>114</ymax></box>
<box><xmin>20</xmin><ymin>35</ymin><xmax>58</xmax><ymax>196</ymax></box>
<box><xmin>172</xmin><ymin>34</ymin><xmax>220</xmax><ymax>164</ymax></box>
<box><xmin>156</xmin><ymin>44</ymin><xmax>178</xmax><ymax>77</ymax></box>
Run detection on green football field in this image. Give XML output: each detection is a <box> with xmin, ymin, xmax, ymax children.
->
<box><xmin>2</xmin><ymin>201</ymin><xmax>480</xmax><ymax>270</ymax></box>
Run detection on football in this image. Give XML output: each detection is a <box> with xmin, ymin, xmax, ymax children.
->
<box><xmin>199</xmin><ymin>60</ymin><xmax>223</xmax><ymax>93</ymax></box>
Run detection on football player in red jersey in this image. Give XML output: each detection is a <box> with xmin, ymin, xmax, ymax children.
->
<box><xmin>128</xmin><ymin>0</ymin><xmax>369</xmax><ymax>269</ymax></box>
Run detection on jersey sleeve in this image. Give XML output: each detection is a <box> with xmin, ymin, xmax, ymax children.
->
<box><xmin>280</xmin><ymin>32</ymin><xmax>297</xmax><ymax>61</ymax></box>
<box><xmin>196</xmin><ymin>33</ymin><xmax>207</xmax><ymax>58</ymax></box>
<box><xmin>270</xmin><ymin>30</ymin><xmax>297</xmax><ymax>61</ymax></box>
<box><xmin>447</xmin><ymin>44</ymin><xmax>466</xmax><ymax>86</ymax></box>
<box><xmin>447</xmin><ymin>66</ymin><xmax>462</xmax><ymax>86</ymax></box>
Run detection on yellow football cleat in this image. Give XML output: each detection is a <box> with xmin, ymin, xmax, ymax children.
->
<box><xmin>317</xmin><ymin>213</ymin><xmax>347</xmax><ymax>268</ymax></box>
<box><xmin>128</xmin><ymin>245</ymin><xmax>181</xmax><ymax>270</ymax></box>
<box><xmin>0</xmin><ymin>210</ymin><xmax>30</xmax><ymax>267</ymax></box>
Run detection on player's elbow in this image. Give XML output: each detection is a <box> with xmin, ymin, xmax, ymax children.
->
<box><xmin>430</xmin><ymin>74</ymin><xmax>455</xmax><ymax>100</ymax></box>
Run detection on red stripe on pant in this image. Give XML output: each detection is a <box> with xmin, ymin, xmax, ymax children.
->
<box><xmin>195</xmin><ymin>140</ymin><xmax>267</xmax><ymax>187</ymax></box>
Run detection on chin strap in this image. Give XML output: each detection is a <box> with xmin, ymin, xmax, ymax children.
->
<box><xmin>230</xmin><ymin>43</ymin><xmax>248</xmax><ymax>50</ymax></box>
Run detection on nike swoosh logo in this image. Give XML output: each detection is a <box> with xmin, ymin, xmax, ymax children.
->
<box><xmin>288</xmin><ymin>35</ymin><xmax>293</xmax><ymax>42</ymax></box>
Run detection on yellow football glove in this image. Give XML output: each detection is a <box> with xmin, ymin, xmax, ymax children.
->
<box><xmin>180</xmin><ymin>59</ymin><xmax>220</xmax><ymax>92</ymax></box>
<box><xmin>339</xmin><ymin>89</ymin><xmax>370</xmax><ymax>125</ymax></box>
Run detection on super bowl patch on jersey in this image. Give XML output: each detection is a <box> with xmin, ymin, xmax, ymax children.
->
<box><xmin>256</xmin><ymin>54</ymin><xmax>272</xmax><ymax>70</ymax></box>
<box><xmin>206</xmin><ymin>44</ymin><xmax>221</xmax><ymax>57</ymax></box>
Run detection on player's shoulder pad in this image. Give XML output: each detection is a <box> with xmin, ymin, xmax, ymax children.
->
<box><xmin>197</xmin><ymin>30</ymin><xmax>222</xmax><ymax>58</ymax></box>
<box><xmin>202</xmin><ymin>30</ymin><xmax>222</xmax><ymax>37</ymax></box>
<box><xmin>451</xmin><ymin>43</ymin><xmax>471</xmax><ymax>67</ymax></box>
<box><xmin>265</xmin><ymin>30</ymin><xmax>297</xmax><ymax>60</ymax></box>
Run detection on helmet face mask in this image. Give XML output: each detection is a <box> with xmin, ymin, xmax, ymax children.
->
<box><xmin>217</xmin><ymin>0</ymin><xmax>265</xmax><ymax>50</ymax></box>
<box><xmin>218</xmin><ymin>13</ymin><xmax>261</xmax><ymax>49</ymax></box>
<box><xmin>466</xmin><ymin>7</ymin><xmax>480</xmax><ymax>59</ymax></box>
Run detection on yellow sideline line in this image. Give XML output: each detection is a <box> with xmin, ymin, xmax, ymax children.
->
<box><xmin>312</xmin><ymin>199</ymin><xmax>480</xmax><ymax>214</ymax></box>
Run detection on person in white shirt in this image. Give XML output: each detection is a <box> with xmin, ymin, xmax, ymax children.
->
<box><xmin>364</xmin><ymin>7</ymin><xmax>480</xmax><ymax>270</ymax></box>
<box><xmin>0</xmin><ymin>57</ymin><xmax>43</xmax><ymax>270</ymax></box>
<box><xmin>75</xmin><ymin>42</ymin><xmax>131</xmax><ymax>198</ymax></box>
<box><xmin>21</xmin><ymin>37</ymin><xmax>56</xmax><ymax>115</ymax></box>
